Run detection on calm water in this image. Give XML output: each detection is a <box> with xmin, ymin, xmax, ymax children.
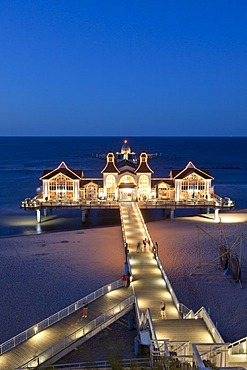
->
<box><xmin>0</xmin><ymin>136</ymin><xmax>247</xmax><ymax>236</ymax></box>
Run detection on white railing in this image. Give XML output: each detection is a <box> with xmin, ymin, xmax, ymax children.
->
<box><xmin>150</xmin><ymin>340</ymin><xmax>229</xmax><ymax>370</ymax></box>
<box><xmin>192</xmin><ymin>343</ymin><xmax>209</xmax><ymax>370</ymax></box>
<box><xmin>119</xmin><ymin>204</ymin><xmax>133</xmax><ymax>278</ymax></box>
<box><xmin>0</xmin><ymin>279</ymin><xmax>123</xmax><ymax>356</ymax></box>
<box><xmin>135</xmin><ymin>203</ymin><xmax>154</xmax><ymax>251</ymax></box>
<box><xmin>135</xmin><ymin>296</ymin><xmax>157</xmax><ymax>342</ymax></box>
<box><xmin>21</xmin><ymin>199</ymin><xmax>120</xmax><ymax>209</ymax></box>
<box><xmin>151</xmin><ymin>340</ymin><xmax>191</xmax><ymax>359</ymax></box>
<box><xmin>194</xmin><ymin>306</ymin><xmax>224</xmax><ymax>344</ymax></box>
<box><xmin>228</xmin><ymin>336</ymin><xmax>247</xmax><ymax>355</ymax></box>
<box><xmin>18</xmin><ymin>295</ymin><xmax>135</xmax><ymax>370</ymax></box>
<box><xmin>155</xmin><ymin>254</ymin><xmax>182</xmax><ymax>313</ymax></box>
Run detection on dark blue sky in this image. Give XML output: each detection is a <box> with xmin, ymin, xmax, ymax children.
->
<box><xmin>0</xmin><ymin>0</ymin><xmax>246</xmax><ymax>136</ymax></box>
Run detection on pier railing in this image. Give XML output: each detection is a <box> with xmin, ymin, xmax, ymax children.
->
<box><xmin>193</xmin><ymin>306</ymin><xmax>224</xmax><ymax>343</ymax></box>
<box><xmin>119</xmin><ymin>203</ymin><xmax>133</xmax><ymax>278</ymax></box>
<box><xmin>138</xmin><ymin>198</ymin><xmax>235</xmax><ymax>209</ymax></box>
<box><xmin>154</xmin><ymin>253</ymin><xmax>191</xmax><ymax>318</ymax></box>
<box><xmin>17</xmin><ymin>295</ymin><xmax>135</xmax><ymax>370</ymax></box>
<box><xmin>21</xmin><ymin>197</ymin><xmax>235</xmax><ymax>210</ymax></box>
<box><xmin>20</xmin><ymin>199</ymin><xmax>120</xmax><ymax>209</ymax></box>
<box><xmin>135</xmin><ymin>202</ymin><xmax>154</xmax><ymax>251</ymax></box>
<box><xmin>0</xmin><ymin>279</ymin><xmax>122</xmax><ymax>356</ymax></box>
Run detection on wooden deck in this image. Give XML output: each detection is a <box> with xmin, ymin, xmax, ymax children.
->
<box><xmin>0</xmin><ymin>288</ymin><xmax>132</xmax><ymax>370</ymax></box>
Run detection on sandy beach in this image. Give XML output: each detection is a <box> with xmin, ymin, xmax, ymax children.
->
<box><xmin>0</xmin><ymin>226</ymin><xmax>125</xmax><ymax>343</ymax></box>
<box><xmin>0</xmin><ymin>210</ymin><xmax>246</xmax><ymax>345</ymax></box>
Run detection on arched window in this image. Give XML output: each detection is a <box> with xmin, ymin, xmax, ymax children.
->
<box><xmin>106</xmin><ymin>175</ymin><xmax>115</xmax><ymax>188</ymax></box>
<box><xmin>181</xmin><ymin>174</ymin><xmax>205</xmax><ymax>200</ymax></box>
<box><xmin>106</xmin><ymin>175</ymin><xmax>115</xmax><ymax>200</ymax></box>
<box><xmin>120</xmin><ymin>175</ymin><xmax>135</xmax><ymax>184</ymax></box>
<box><xmin>85</xmin><ymin>183</ymin><xmax>98</xmax><ymax>200</ymax></box>
<box><xmin>158</xmin><ymin>182</ymin><xmax>170</xmax><ymax>199</ymax></box>
<box><xmin>139</xmin><ymin>175</ymin><xmax>149</xmax><ymax>200</ymax></box>
<box><xmin>49</xmin><ymin>175</ymin><xmax>74</xmax><ymax>200</ymax></box>
<box><xmin>181</xmin><ymin>174</ymin><xmax>205</xmax><ymax>191</ymax></box>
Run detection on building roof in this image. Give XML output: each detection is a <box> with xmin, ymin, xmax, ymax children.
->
<box><xmin>121</xmin><ymin>140</ymin><xmax>131</xmax><ymax>154</ymax></box>
<box><xmin>151</xmin><ymin>179</ymin><xmax>174</xmax><ymax>187</ymax></box>
<box><xmin>117</xmin><ymin>160</ymin><xmax>137</xmax><ymax>174</ymax></box>
<box><xmin>117</xmin><ymin>159</ymin><xmax>137</xmax><ymax>169</ymax></box>
<box><xmin>135</xmin><ymin>153</ymin><xmax>154</xmax><ymax>174</ymax></box>
<box><xmin>40</xmin><ymin>162</ymin><xmax>82</xmax><ymax>180</ymax></box>
<box><xmin>101</xmin><ymin>153</ymin><xmax>120</xmax><ymax>174</ymax></box>
<box><xmin>80</xmin><ymin>179</ymin><xmax>103</xmax><ymax>187</ymax></box>
<box><xmin>171</xmin><ymin>161</ymin><xmax>214</xmax><ymax>180</ymax></box>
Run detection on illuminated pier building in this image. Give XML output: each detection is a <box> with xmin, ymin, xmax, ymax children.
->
<box><xmin>39</xmin><ymin>141</ymin><xmax>214</xmax><ymax>203</ymax></box>
<box><xmin>21</xmin><ymin>140</ymin><xmax>234</xmax><ymax>222</ymax></box>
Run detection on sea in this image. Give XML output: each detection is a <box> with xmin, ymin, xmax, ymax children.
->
<box><xmin>0</xmin><ymin>136</ymin><xmax>247</xmax><ymax>237</ymax></box>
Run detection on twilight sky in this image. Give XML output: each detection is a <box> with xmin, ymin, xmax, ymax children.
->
<box><xmin>0</xmin><ymin>0</ymin><xmax>246</xmax><ymax>136</ymax></box>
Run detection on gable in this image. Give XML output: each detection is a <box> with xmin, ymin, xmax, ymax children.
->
<box><xmin>40</xmin><ymin>161</ymin><xmax>82</xmax><ymax>180</ymax></box>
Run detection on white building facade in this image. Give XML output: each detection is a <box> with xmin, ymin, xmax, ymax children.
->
<box><xmin>39</xmin><ymin>142</ymin><xmax>214</xmax><ymax>203</ymax></box>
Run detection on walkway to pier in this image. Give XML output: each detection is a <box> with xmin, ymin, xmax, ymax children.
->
<box><xmin>0</xmin><ymin>286</ymin><xmax>133</xmax><ymax>370</ymax></box>
<box><xmin>1</xmin><ymin>202</ymin><xmax>226</xmax><ymax>369</ymax></box>
<box><xmin>120</xmin><ymin>202</ymin><xmax>214</xmax><ymax>344</ymax></box>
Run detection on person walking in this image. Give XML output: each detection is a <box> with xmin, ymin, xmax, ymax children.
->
<box><xmin>82</xmin><ymin>302</ymin><xmax>88</xmax><ymax>318</ymax></box>
<box><xmin>136</xmin><ymin>241</ymin><xmax>141</xmax><ymax>252</ymax></box>
<box><xmin>124</xmin><ymin>243</ymin><xmax>129</xmax><ymax>262</ymax></box>
<box><xmin>127</xmin><ymin>272</ymin><xmax>131</xmax><ymax>287</ymax></box>
<box><xmin>155</xmin><ymin>242</ymin><xmax>159</xmax><ymax>255</ymax></box>
<box><xmin>143</xmin><ymin>238</ymin><xmax>147</xmax><ymax>252</ymax></box>
<box><xmin>160</xmin><ymin>301</ymin><xmax>166</xmax><ymax>319</ymax></box>
<box><xmin>122</xmin><ymin>274</ymin><xmax>128</xmax><ymax>287</ymax></box>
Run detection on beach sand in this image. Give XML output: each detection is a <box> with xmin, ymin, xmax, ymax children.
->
<box><xmin>0</xmin><ymin>211</ymin><xmax>246</xmax><ymax>345</ymax></box>
<box><xmin>0</xmin><ymin>226</ymin><xmax>125</xmax><ymax>343</ymax></box>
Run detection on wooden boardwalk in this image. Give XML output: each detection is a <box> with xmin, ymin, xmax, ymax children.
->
<box><xmin>120</xmin><ymin>202</ymin><xmax>214</xmax><ymax>345</ymax></box>
<box><xmin>0</xmin><ymin>288</ymin><xmax>132</xmax><ymax>370</ymax></box>
<box><xmin>1</xmin><ymin>201</ymin><xmax>232</xmax><ymax>369</ymax></box>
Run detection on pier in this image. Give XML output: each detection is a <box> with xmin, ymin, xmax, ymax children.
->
<box><xmin>1</xmin><ymin>202</ymin><xmax>245</xmax><ymax>369</ymax></box>
<box><xmin>21</xmin><ymin>197</ymin><xmax>233</xmax><ymax>224</ymax></box>
<box><xmin>20</xmin><ymin>140</ymin><xmax>235</xmax><ymax>224</ymax></box>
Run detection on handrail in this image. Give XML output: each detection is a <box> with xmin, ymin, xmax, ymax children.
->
<box><xmin>18</xmin><ymin>295</ymin><xmax>135</xmax><ymax>369</ymax></box>
<box><xmin>134</xmin><ymin>294</ymin><xmax>157</xmax><ymax>345</ymax></box>
<box><xmin>155</xmin><ymin>253</ymin><xmax>180</xmax><ymax>312</ymax></box>
<box><xmin>21</xmin><ymin>199</ymin><xmax>120</xmax><ymax>209</ymax></box>
<box><xmin>134</xmin><ymin>202</ymin><xmax>154</xmax><ymax>251</ymax></box>
<box><xmin>228</xmin><ymin>336</ymin><xmax>247</xmax><ymax>355</ymax></box>
<box><xmin>194</xmin><ymin>306</ymin><xmax>224</xmax><ymax>343</ymax></box>
<box><xmin>184</xmin><ymin>309</ymin><xmax>195</xmax><ymax>319</ymax></box>
<box><xmin>0</xmin><ymin>279</ymin><xmax>123</xmax><ymax>355</ymax></box>
<box><xmin>192</xmin><ymin>343</ymin><xmax>208</xmax><ymax>370</ymax></box>
<box><xmin>138</xmin><ymin>199</ymin><xmax>232</xmax><ymax>208</ymax></box>
<box><xmin>119</xmin><ymin>203</ymin><xmax>132</xmax><ymax>277</ymax></box>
